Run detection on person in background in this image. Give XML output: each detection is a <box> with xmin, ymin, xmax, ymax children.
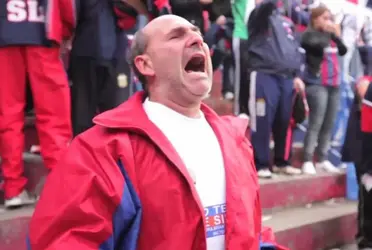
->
<box><xmin>203</xmin><ymin>0</ymin><xmax>234</xmax><ymax>100</ymax></box>
<box><xmin>300</xmin><ymin>4</ymin><xmax>347</xmax><ymax>174</ymax></box>
<box><xmin>284</xmin><ymin>1</ymin><xmax>310</xmax><ymax>35</ymax></box>
<box><xmin>169</xmin><ymin>0</ymin><xmax>212</xmax><ymax>34</ymax></box>
<box><xmin>343</xmin><ymin>45</ymin><xmax>372</xmax><ymax>250</ymax></box>
<box><xmin>230</xmin><ymin>0</ymin><xmax>256</xmax><ymax>110</ymax></box>
<box><xmin>28</xmin><ymin>15</ymin><xmax>267</xmax><ymax>250</ymax></box>
<box><xmin>69</xmin><ymin>0</ymin><xmax>170</xmax><ymax>136</ymax></box>
<box><xmin>361</xmin><ymin>16</ymin><xmax>372</xmax><ymax>46</ymax></box>
<box><xmin>0</xmin><ymin>0</ymin><xmax>74</xmax><ymax>208</ymax></box>
<box><xmin>357</xmin><ymin>47</ymin><xmax>372</xmax><ymax>249</ymax></box>
<box><xmin>68</xmin><ymin>0</ymin><xmax>127</xmax><ymax>136</ymax></box>
<box><xmin>240</xmin><ymin>0</ymin><xmax>305</xmax><ymax>178</ymax></box>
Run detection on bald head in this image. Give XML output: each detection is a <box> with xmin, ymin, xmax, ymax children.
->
<box><xmin>129</xmin><ymin>15</ymin><xmax>199</xmax><ymax>87</ymax></box>
<box><xmin>142</xmin><ymin>15</ymin><xmax>194</xmax><ymax>37</ymax></box>
<box><xmin>129</xmin><ymin>14</ymin><xmax>212</xmax><ymax>106</ymax></box>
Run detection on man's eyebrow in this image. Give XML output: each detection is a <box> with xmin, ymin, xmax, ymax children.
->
<box><xmin>191</xmin><ymin>26</ymin><xmax>202</xmax><ymax>35</ymax></box>
<box><xmin>167</xmin><ymin>26</ymin><xmax>202</xmax><ymax>36</ymax></box>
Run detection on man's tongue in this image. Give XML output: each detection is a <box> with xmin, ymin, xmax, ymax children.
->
<box><xmin>185</xmin><ymin>58</ymin><xmax>203</xmax><ymax>73</ymax></box>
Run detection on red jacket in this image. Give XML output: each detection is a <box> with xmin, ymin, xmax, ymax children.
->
<box><xmin>28</xmin><ymin>92</ymin><xmax>262</xmax><ymax>250</ymax></box>
<box><xmin>46</xmin><ymin>0</ymin><xmax>77</xmax><ymax>44</ymax></box>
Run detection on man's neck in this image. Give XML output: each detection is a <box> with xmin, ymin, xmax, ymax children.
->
<box><xmin>148</xmin><ymin>96</ymin><xmax>202</xmax><ymax>118</ymax></box>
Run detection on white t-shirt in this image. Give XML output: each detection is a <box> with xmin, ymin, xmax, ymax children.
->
<box><xmin>143</xmin><ymin>99</ymin><xmax>226</xmax><ymax>250</ymax></box>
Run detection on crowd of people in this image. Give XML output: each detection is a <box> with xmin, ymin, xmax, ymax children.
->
<box><xmin>1</xmin><ymin>0</ymin><xmax>372</xmax><ymax>249</ymax></box>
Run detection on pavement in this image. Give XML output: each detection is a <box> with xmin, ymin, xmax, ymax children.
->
<box><xmin>334</xmin><ymin>244</ymin><xmax>358</xmax><ymax>250</ymax></box>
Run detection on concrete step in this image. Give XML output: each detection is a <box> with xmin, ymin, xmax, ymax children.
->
<box><xmin>1</xmin><ymin>200</ymin><xmax>356</xmax><ymax>250</ymax></box>
<box><xmin>0</xmin><ymin>205</ymin><xmax>34</xmax><ymax>250</ymax></box>
<box><xmin>259</xmin><ymin>170</ymin><xmax>346</xmax><ymax>211</ymax></box>
<box><xmin>263</xmin><ymin>200</ymin><xmax>357</xmax><ymax>250</ymax></box>
<box><xmin>335</xmin><ymin>243</ymin><xmax>358</xmax><ymax>250</ymax></box>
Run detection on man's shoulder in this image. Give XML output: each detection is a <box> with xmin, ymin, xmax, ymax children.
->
<box><xmin>72</xmin><ymin>125</ymin><xmax>133</xmax><ymax>157</ymax></box>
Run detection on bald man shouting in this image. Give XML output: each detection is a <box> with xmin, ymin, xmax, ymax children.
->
<box><xmin>28</xmin><ymin>15</ymin><xmax>261</xmax><ymax>250</ymax></box>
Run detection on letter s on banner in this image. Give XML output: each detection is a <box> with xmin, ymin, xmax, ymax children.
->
<box><xmin>7</xmin><ymin>0</ymin><xmax>27</xmax><ymax>22</ymax></box>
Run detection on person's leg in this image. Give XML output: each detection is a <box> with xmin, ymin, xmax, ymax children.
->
<box><xmin>358</xmin><ymin>165</ymin><xmax>372</xmax><ymax>249</ymax></box>
<box><xmin>315</xmin><ymin>87</ymin><xmax>341</xmax><ymax>172</ymax></box>
<box><xmin>69</xmin><ymin>56</ymin><xmax>99</xmax><ymax>136</ymax></box>
<box><xmin>237</xmin><ymin>38</ymin><xmax>249</xmax><ymax>116</ymax></box>
<box><xmin>0</xmin><ymin>47</ymin><xmax>28</xmax><ymax>200</ymax></box>
<box><xmin>272</xmin><ymin>78</ymin><xmax>301</xmax><ymax>175</ymax></box>
<box><xmin>27</xmin><ymin>46</ymin><xmax>72</xmax><ymax>170</ymax></box>
<box><xmin>221</xmin><ymin>52</ymin><xmax>234</xmax><ymax>100</ymax></box>
<box><xmin>98</xmin><ymin>61</ymin><xmax>120</xmax><ymax>111</ymax></box>
<box><xmin>232</xmin><ymin>37</ymin><xmax>241</xmax><ymax>115</ymax></box>
<box><xmin>302</xmin><ymin>84</ymin><xmax>328</xmax><ymax>174</ymax></box>
<box><xmin>250</xmin><ymin>71</ymin><xmax>280</xmax><ymax>178</ymax></box>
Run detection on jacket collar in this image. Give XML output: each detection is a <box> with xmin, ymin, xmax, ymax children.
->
<box><xmin>93</xmin><ymin>91</ymin><xmax>223</xmax><ymax>129</ymax></box>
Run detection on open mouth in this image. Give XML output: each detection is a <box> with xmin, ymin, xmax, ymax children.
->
<box><xmin>185</xmin><ymin>55</ymin><xmax>205</xmax><ymax>73</ymax></box>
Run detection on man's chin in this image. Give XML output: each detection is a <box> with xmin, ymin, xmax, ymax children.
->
<box><xmin>181</xmin><ymin>77</ymin><xmax>212</xmax><ymax>99</ymax></box>
<box><xmin>188</xmin><ymin>87</ymin><xmax>211</xmax><ymax>100</ymax></box>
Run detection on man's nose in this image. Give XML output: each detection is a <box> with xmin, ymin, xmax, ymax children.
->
<box><xmin>187</xmin><ymin>32</ymin><xmax>204</xmax><ymax>48</ymax></box>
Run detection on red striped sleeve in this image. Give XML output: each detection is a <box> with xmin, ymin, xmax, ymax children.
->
<box><xmin>362</xmin><ymin>81</ymin><xmax>372</xmax><ymax>133</ymax></box>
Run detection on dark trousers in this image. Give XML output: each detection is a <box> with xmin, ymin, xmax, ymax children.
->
<box><xmin>235</xmin><ymin>38</ymin><xmax>249</xmax><ymax>115</ymax></box>
<box><xmin>69</xmin><ymin>57</ymin><xmax>118</xmax><ymax>136</ymax></box>
<box><xmin>221</xmin><ymin>53</ymin><xmax>234</xmax><ymax>95</ymax></box>
<box><xmin>355</xmin><ymin>163</ymin><xmax>372</xmax><ymax>249</ymax></box>
<box><xmin>249</xmin><ymin>71</ymin><xmax>294</xmax><ymax>170</ymax></box>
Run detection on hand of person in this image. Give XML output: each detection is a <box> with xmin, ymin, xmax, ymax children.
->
<box><xmin>294</xmin><ymin>77</ymin><xmax>305</xmax><ymax>93</ymax></box>
<box><xmin>323</xmin><ymin>21</ymin><xmax>337</xmax><ymax>34</ymax></box>
<box><xmin>200</xmin><ymin>0</ymin><xmax>213</xmax><ymax>4</ymax></box>
<box><xmin>216</xmin><ymin>15</ymin><xmax>226</xmax><ymax>26</ymax></box>
<box><xmin>362</xmin><ymin>173</ymin><xmax>372</xmax><ymax>192</ymax></box>
<box><xmin>357</xmin><ymin>78</ymin><xmax>371</xmax><ymax>99</ymax></box>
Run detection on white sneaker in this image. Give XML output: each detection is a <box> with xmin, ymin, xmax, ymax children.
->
<box><xmin>5</xmin><ymin>190</ymin><xmax>38</xmax><ymax>209</ymax></box>
<box><xmin>224</xmin><ymin>92</ymin><xmax>234</xmax><ymax>100</ymax></box>
<box><xmin>316</xmin><ymin>160</ymin><xmax>341</xmax><ymax>173</ymax></box>
<box><xmin>257</xmin><ymin>169</ymin><xmax>272</xmax><ymax>179</ymax></box>
<box><xmin>238</xmin><ymin>113</ymin><xmax>250</xmax><ymax>120</ymax></box>
<box><xmin>302</xmin><ymin>161</ymin><xmax>317</xmax><ymax>175</ymax></box>
<box><xmin>273</xmin><ymin>166</ymin><xmax>302</xmax><ymax>175</ymax></box>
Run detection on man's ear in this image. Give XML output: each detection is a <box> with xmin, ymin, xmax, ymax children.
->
<box><xmin>134</xmin><ymin>55</ymin><xmax>155</xmax><ymax>77</ymax></box>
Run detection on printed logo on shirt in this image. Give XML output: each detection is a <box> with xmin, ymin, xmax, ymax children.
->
<box><xmin>7</xmin><ymin>0</ymin><xmax>45</xmax><ymax>23</ymax></box>
<box><xmin>117</xmin><ymin>74</ymin><xmax>128</xmax><ymax>88</ymax></box>
<box><xmin>256</xmin><ymin>98</ymin><xmax>266</xmax><ymax>117</ymax></box>
<box><xmin>205</xmin><ymin>204</ymin><xmax>226</xmax><ymax>238</ymax></box>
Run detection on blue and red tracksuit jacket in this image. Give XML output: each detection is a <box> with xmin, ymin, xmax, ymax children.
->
<box><xmin>0</xmin><ymin>0</ymin><xmax>76</xmax><ymax>46</ymax></box>
<box><xmin>112</xmin><ymin>0</ymin><xmax>171</xmax><ymax>30</ymax></box>
<box><xmin>320</xmin><ymin>42</ymin><xmax>342</xmax><ymax>87</ymax></box>
<box><xmin>27</xmin><ymin>92</ymin><xmax>287</xmax><ymax>250</ymax></box>
<box><xmin>70</xmin><ymin>0</ymin><xmax>170</xmax><ymax>61</ymax></box>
